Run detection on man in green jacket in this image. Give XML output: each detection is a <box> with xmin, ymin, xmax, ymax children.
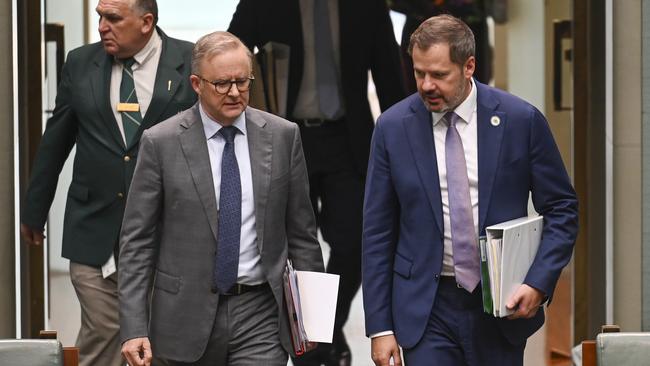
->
<box><xmin>20</xmin><ymin>1</ymin><xmax>196</xmax><ymax>365</ymax></box>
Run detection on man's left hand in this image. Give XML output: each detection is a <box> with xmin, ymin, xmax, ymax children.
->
<box><xmin>505</xmin><ymin>284</ymin><xmax>545</xmax><ymax>320</ymax></box>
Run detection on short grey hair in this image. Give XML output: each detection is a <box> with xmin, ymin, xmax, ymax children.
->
<box><xmin>131</xmin><ymin>0</ymin><xmax>158</xmax><ymax>25</ymax></box>
<box><xmin>191</xmin><ymin>31</ymin><xmax>253</xmax><ymax>76</ymax></box>
<box><xmin>408</xmin><ymin>14</ymin><xmax>475</xmax><ymax>67</ymax></box>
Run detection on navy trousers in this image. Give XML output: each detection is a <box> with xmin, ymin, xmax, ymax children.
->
<box><xmin>403</xmin><ymin>277</ymin><xmax>526</xmax><ymax>366</ymax></box>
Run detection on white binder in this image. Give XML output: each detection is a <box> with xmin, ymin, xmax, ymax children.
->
<box><xmin>484</xmin><ymin>215</ymin><xmax>543</xmax><ymax>317</ymax></box>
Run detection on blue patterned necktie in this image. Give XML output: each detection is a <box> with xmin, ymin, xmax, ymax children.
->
<box><xmin>445</xmin><ymin>112</ymin><xmax>480</xmax><ymax>292</ymax></box>
<box><xmin>313</xmin><ymin>0</ymin><xmax>343</xmax><ymax>120</ymax></box>
<box><xmin>119</xmin><ymin>57</ymin><xmax>141</xmax><ymax>145</ymax></box>
<box><xmin>214</xmin><ymin>126</ymin><xmax>242</xmax><ymax>294</ymax></box>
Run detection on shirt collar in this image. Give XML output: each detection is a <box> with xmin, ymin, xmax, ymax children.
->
<box><xmin>118</xmin><ymin>29</ymin><xmax>161</xmax><ymax>68</ymax></box>
<box><xmin>432</xmin><ymin>78</ymin><xmax>477</xmax><ymax>126</ymax></box>
<box><xmin>199</xmin><ymin>103</ymin><xmax>247</xmax><ymax>140</ymax></box>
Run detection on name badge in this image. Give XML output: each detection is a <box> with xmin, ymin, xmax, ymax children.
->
<box><xmin>117</xmin><ymin>102</ymin><xmax>140</xmax><ymax>112</ymax></box>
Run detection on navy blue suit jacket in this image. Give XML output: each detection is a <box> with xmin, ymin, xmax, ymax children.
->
<box><xmin>362</xmin><ymin>81</ymin><xmax>578</xmax><ymax>347</ymax></box>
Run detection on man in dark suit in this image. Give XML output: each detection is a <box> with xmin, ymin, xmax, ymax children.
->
<box><xmin>118</xmin><ymin>31</ymin><xmax>324</xmax><ymax>366</ymax></box>
<box><xmin>228</xmin><ymin>1</ymin><xmax>405</xmax><ymax>364</ymax></box>
<box><xmin>20</xmin><ymin>1</ymin><xmax>196</xmax><ymax>365</ymax></box>
<box><xmin>362</xmin><ymin>15</ymin><xmax>578</xmax><ymax>366</ymax></box>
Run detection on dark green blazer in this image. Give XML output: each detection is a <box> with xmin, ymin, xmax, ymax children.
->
<box><xmin>22</xmin><ymin>28</ymin><xmax>197</xmax><ymax>266</ymax></box>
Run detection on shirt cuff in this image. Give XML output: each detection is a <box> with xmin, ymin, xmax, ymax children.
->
<box><xmin>370</xmin><ymin>330</ymin><xmax>394</xmax><ymax>338</ymax></box>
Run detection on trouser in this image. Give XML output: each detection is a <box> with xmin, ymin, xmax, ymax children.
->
<box><xmin>164</xmin><ymin>285</ymin><xmax>286</xmax><ymax>366</ymax></box>
<box><xmin>403</xmin><ymin>276</ymin><xmax>525</xmax><ymax>366</ymax></box>
<box><xmin>69</xmin><ymin>261</ymin><xmax>124</xmax><ymax>366</ymax></box>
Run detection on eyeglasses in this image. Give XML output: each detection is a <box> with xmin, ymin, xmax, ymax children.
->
<box><xmin>196</xmin><ymin>75</ymin><xmax>255</xmax><ymax>95</ymax></box>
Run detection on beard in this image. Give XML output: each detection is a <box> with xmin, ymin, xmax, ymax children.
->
<box><xmin>421</xmin><ymin>79</ymin><xmax>470</xmax><ymax>113</ymax></box>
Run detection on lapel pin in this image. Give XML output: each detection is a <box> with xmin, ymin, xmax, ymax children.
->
<box><xmin>490</xmin><ymin>116</ymin><xmax>501</xmax><ymax>127</ymax></box>
<box><xmin>168</xmin><ymin>80</ymin><xmax>172</xmax><ymax>91</ymax></box>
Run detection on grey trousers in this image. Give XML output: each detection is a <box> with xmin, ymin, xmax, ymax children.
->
<box><xmin>165</xmin><ymin>285</ymin><xmax>287</xmax><ymax>366</ymax></box>
<box><xmin>69</xmin><ymin>261</ymin><xmax>124</xmax><ymax>366</ymax></box>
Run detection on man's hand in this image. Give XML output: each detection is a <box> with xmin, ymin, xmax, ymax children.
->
<box><xmin>506</xmin><ymin>283</ymin><xmax>545</xmax><ymax>320</ymax></box>
<box><xmin>20</xmin><ymin>224</ymin><xmax>45</xmax><ymax>246</ymax></box>
<box><xmin>371</xmin><ymin>334</ymin><xmax>402</xmax><ymax>366</ymax></box>
<box><xmin>122</xmin><ymin>337</ymin><xmax>153</xmax><ymax>366</ymax></box>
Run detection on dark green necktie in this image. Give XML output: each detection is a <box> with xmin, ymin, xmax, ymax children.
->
<box><xmin>119</xmin><ymin>57</ymin><xmax>142</xmax><ymax>145</ymax></box>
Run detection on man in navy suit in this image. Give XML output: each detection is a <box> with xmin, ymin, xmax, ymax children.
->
<box><xmin>362</xmin><ymin>15</ymin><xmax>578</xmax><ymax>366</ymax></box>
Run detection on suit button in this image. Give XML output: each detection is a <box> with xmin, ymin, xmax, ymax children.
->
<box><xmin>117</xmin><ymin>192</ymin><xmax>124</xmax><ymax>199</ymax></box>
<box><xmin>434</xmin><ymin>274</ymin><xmax>440</xmax><ymax>281</ymax></box>
<box><xmin>124</xmin><ymin>155</ymin><xmax>131</xmax><ymax>162</ymax></box>
<box><xmin>211</xmin><ymin>286</ymin><xmax>218</xmax><ymax>294</ymax></box>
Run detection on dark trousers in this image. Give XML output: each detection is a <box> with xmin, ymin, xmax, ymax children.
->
<box><xmin>293</xmin><ymin>118</ymin><xmax>364</xmax><ymax>365</ymax></box>
<box><xmin>403</xmin><ymin>277</ymin><xmax>525</xmax><ymax>366</ymax></box>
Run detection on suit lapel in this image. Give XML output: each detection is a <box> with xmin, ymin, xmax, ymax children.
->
<box><xmin>179</xmin><ymin>105</ymin><xmax>219</xmax><ymax>242</ymax></box>
<box><xmin>245</xmin><ymin>108</ymin><xmax>272</xmax><ymax>252</ymax></box>
<box><xmin>404</xmin><ymin>97</ymin><xmax>443</xmax><ymax>234</ymax></box>
<box><xmin>476</xmin><ymin>82</ymin><xmax>506</xmax><ymax>232</ymax></box>
<box><xmin>127</xmin><ymin>29</ymin><xmax>186</xmax><ymax>150</ymax></box>
<box><xmin>91</xmin><ymin>51</ymin><xmax>126</xmax><ymax>151</ymax></box>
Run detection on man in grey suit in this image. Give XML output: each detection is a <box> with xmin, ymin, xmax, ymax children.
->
<box><xmin>118</xmin><ymin>31</ymin><xmax>324</xmax><ymax>366</ymax></box>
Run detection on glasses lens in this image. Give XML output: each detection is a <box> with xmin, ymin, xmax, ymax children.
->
<box><xmin>214</xmin><ymin>81</ymin><xmax>232</xmax><ymax>94</ymax></box>
<box><xmin>235</xmin><ymin>78</ymin><xmax>252</xmax><ymax>92</ymax></box>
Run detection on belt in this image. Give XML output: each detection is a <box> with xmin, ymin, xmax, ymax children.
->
<box><xmin>295</xmin><ymin>118</ymin><xmax>342</xmax><ymax>128</ymax></box>
<box><xmin>213</xmin><ymin>282</ymin><xmax>268</xmax><ymax>296</ymax></box>
<box><xmin>440</xmin><ymin>275</ymin><xmax>465</xmax><ymax>289</ymax></box>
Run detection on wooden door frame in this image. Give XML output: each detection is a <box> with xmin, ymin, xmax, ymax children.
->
<box><xmin>17</xmin><ymin>0</ymin><xmax>44</xmax><ymax>338</ymax></box>
<box><xmin>573</xmin><ymin>0</ymin><xmax>608</xmax><ymax>343</ymax></box>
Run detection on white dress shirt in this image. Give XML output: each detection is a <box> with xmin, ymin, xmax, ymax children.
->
<box><xmin>200</xmin><ymin>105</ymin><xmax>264</xmax><ymax>285</ymax></box>
<box><xmin>102</xmin><ymin>30</ymin><xmax>163</xmax><ymax>276</ymax></box>
<box><xmin>110</xmin><ymin>29</ymin><xmax>162</xmax><ymax>145</ymax></box>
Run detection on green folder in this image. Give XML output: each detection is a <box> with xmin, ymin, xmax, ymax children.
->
<box><xmin>479</xmin><ymin>236</ymin><xmax>494</xmax><ymax>315</ymax></box>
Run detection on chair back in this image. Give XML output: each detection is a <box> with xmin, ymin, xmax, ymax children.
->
<box><xmin>596</xmin><ymin>332</ymin><xmax>650</xmax><ymax>366</ymax></box>
<box><xmin>0</xmin><ymin>339</ymin><xmax>64</xmax><ymax>366</ymax></box>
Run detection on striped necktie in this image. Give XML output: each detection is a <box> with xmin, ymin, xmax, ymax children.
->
<box><xmin>119</xmin><ymin>57</ymin><xmax>142</xmax><ymax>145</ymax></box>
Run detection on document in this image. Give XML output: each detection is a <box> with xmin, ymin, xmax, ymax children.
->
<box><xmin>295</xmin><ymin>270</ymin><xmax>340</xmax><ymax>342</ymax></box>
<box><xmin>483</xmin><ymin>215</ymin><xmax>543</xmax><ymax>317</ymax></box>
<box><xmin>283</xmin><ymin>260</ymin><xmax>340</xmax><ymax>355</ymax></box>
<box><xmin>479</xmin><ymin>236</ymin><xmax>493</xmax><ymax>315</ymax></box>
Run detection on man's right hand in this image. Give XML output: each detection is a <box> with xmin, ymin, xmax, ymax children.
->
<box><xmin>122</xmin><ymin>337</ymin><xmax>153</xmax><ymax>366</ymax></box>
<box><xmin>371</xmin><ymin>334</ymin><xmax>402</xmax><ymax>366</ymax></box>
<box><xmin>20</xmin><ymin>224</ymin><xmax>44</xmax><ymax>246</ymax></box>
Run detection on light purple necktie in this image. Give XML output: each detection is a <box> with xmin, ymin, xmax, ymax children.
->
<box><xmin>445</xmin><ymin>112</ymin><xmax>480</xmax><ymax>292</ymax></box>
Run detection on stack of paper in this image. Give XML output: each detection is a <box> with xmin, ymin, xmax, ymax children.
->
<box><xmin>480</xmin><ymin>215</ymin><xmax>543</xmax><ymax>317</ymax></box>
<box><xmin>283</xmin><ymin>260</ymin><xmax>340</xmax><ymax>355</ymax></box>
<box><xmin>283</xmin><ymin>260</ymin><xmax>309</xmax><ymax>354</ymax></box>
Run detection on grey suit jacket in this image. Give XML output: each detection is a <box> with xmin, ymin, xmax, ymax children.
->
<box><xmin>118</xmin><ymin>104</ymin><xmax>324</xmax><ymax>362</ymax></box>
